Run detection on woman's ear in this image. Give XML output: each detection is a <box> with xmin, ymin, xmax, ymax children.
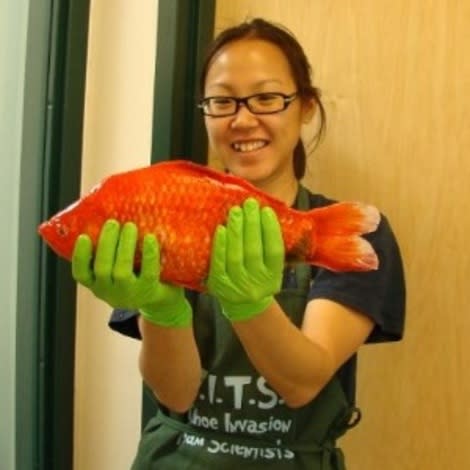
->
<box><xmin>301</xmin><ymin>98</ymin><xmax>316</xmax><ymax>124</ymax></box>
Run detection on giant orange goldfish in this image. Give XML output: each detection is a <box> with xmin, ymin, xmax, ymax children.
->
<box><xmin>38</xmin><ymin>160</ymin><xmax>380</xmax><ymax>291</ymax></box>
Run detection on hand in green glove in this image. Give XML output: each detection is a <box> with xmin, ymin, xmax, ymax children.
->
<box><xmin>72</xmin><ymin>219</ymin><xmax>192</xmax><ymax>327</ymax></box>
<box><xmin>206</xmin><ymin>198</ymin><xmax>284</xmax><ymax>322</ymax></box>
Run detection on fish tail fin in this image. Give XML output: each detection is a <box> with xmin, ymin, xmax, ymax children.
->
<box><xmin>306</xmin><ymin>202</ymin><xmax>381</xmax><ymax>272</ymax></box>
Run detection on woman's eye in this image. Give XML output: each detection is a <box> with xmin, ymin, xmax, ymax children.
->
<box><xmin>255</xmin><ymin>94</ymin><xmax>278</xmax><ymax>105</ymax></box>
<box><xmin>212</xmin><ymin>98</ymin><xmax>233</xmax><ymax>107</ymax></box>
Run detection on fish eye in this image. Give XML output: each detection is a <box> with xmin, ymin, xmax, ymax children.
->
<box><xmin>57</xmin><ymin>225</ymin><xmax>69</xmax><ymax>237</ymax></box>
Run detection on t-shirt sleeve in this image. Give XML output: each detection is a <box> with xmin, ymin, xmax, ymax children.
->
<box><xmin>307</xmin><ymin>213</ymin><xmax>406</xmax><ymax>343</ymax></box>
<box><xmin>108</xmin><ymin>308</ymin><xmax>141</xmax><ymax>339</ymax></box>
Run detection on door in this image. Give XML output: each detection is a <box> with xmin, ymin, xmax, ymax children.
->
<box><xmin>213</xmin><ymin>1</ymin><xmax>470</xmax><ymax>468</ymax></box>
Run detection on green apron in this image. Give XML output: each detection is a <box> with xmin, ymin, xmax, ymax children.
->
<box><xmin>131</xmin><ymin>187</ymin><xmax>360</xmax><ymax>470</ymax></box>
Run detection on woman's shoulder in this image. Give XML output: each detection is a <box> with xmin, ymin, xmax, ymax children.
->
<box><xmin>303</xmin><ymin>187</ymin><xmax>406</xmax><ymax>343</ymax></box>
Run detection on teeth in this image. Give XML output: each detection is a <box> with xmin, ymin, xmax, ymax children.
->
<box><xmin>233</xmin><ymin>141</ymin><xmax>266</xmax><ymax>152</ymax></box>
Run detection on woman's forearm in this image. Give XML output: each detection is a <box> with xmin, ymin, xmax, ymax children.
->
<box><xmin>138</xmin><ymin>317</ymin><xmax>202</xmax><ymax>413</ymax></box>
<box><xmin>231</xmin><ymin>302</ymin><xmax>334</xmax><ymax>408</ymax></box>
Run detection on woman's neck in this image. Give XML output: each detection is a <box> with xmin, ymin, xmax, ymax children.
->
<box><xmin>255</xmin><ymin>174</ymin><xmax>299</xmax><ymax>207</ymax></box>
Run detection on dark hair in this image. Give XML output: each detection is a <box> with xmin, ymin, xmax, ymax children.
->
<box><xmin>199</xmin><ymin>18</ymin><xmax>326</xmax><ymax>179</ymax></box>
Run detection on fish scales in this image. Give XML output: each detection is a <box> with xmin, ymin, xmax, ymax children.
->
<box><xmin>38</xmin><ymin>160</ymin><xmax>381</xmax><ymax>291</ymax></box>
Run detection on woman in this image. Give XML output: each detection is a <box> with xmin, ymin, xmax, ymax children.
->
<box><xmin>73</xmin><ymin>18</ymin><xmax>405</xmax><ymax>469</ymax></box>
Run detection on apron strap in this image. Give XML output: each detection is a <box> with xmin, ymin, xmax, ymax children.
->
<box><xmin>290</xmin><ymin>185</ymin><xmax>315</xmax><ymax>292</ymax></box>
<box><xmin>326</xmin><ymin>405</ymin><xmax>362</xmax><ymax>441</ymax></box>
<box><xmin>296</xmin><ymin>184</ymin><xmax>311</xmax><ymax>211</ymax></box>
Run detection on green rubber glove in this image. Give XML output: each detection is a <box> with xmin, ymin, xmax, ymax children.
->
<box><xmin>72</xmin><ymin>219</ymin><xmax>192</xmax><ymax>328</ymax></box>
<box><xmin>206</xmin><ymin>198</ymin><xmax>284</xmax><ymax>322</ymax></box>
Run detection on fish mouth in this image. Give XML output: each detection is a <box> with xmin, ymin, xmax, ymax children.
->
<box><xmin>37</xmin><ymin>221</ymin><xmax>70</xmax><ymax>259</ymax></box>
<box><xmin>37</xmin><ymin>221</ymin><xmax>51</xmax><ymax>240</ymax></box>
<box><xmin>231</xmin><ymin>140</ymin><xmax>269</xmax><ymax>153</ymax></box>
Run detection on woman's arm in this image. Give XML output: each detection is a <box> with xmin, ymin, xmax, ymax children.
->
<box><xmin>138</xmin><ymin>317</ymin><xmax>202</xmax><ymax>413</ymax></box>
<box><xmin>232</xmin><ymin>298</ymin><xmax>374</xmax><ymax>408</ymax></box>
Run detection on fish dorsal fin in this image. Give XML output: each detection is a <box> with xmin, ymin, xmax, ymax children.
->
<box><xmin>155</xmin><ymin>159</ymin><xmax>286</xmax><ymax>207</ymax></box>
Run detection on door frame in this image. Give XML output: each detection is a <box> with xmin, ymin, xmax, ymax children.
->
<box><xmin>16</xmin><ymin>1</ymin><xmax>90</xmax><ymax>469</ymax></box>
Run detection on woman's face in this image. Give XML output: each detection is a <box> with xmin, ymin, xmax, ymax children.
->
<box><xmin>203</xmin><ymin>38</ymin><xmax>314</xmax><ymax>187</ymax></box>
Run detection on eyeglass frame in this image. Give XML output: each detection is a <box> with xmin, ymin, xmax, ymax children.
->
<box><xmin>197</xmin><ymin>91</ymin><xmax>299</xmax><ymax>117</ymax></box>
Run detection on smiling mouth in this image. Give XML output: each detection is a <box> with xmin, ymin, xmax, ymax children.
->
<box><xmin>231</xmin><ymin>140</ymin><xmax>268</xmax><ymax>153</ymax></box>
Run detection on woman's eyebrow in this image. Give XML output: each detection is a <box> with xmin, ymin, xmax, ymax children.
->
<box><xmin>205</xmin><ymin>79</ymin><xmax>284</xmax><ymax>94</ymax></box>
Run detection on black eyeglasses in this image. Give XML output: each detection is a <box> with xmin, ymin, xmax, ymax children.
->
<box><xmin>197</xmin><ymin>92</ymin><xmax>298</xmax><ymax>117</ymax></box>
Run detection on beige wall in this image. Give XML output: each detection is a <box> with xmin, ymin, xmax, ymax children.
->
<box><xmin>74</xmin><ymin>1</ymin><xmax>158</xmax><ymax>469</ymax></box>
<box><xmin>215</xmin><ymin>1</ymin><xmax>470</xmax><ymax>469</ymax></box>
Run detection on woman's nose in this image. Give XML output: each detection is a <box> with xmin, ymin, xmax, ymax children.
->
<box><xmin>230</xmin><ymin>104</ymin><xmax>259</xmax><ymax>128</ymax></box>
